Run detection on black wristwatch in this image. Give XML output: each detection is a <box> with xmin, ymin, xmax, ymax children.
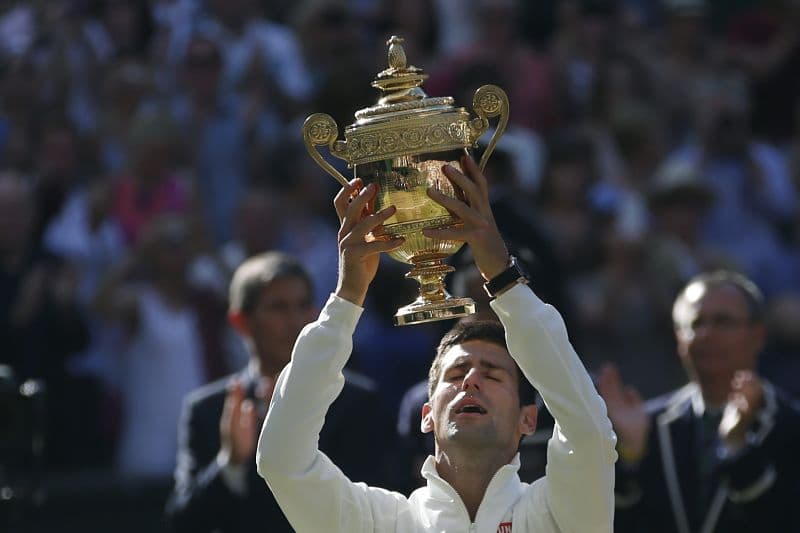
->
<box><xmin>483</xmin><ymin>255</ymin><xmax>529</xmax><ymax>298</ymax></box>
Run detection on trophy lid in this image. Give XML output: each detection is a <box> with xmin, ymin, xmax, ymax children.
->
<box><xmin>340</xmin><ymin>36</ymin><xmax>474</xmax><ymax>165</ymax></box>
<box><xmin>351</xmin><ymin>36</ymin><xmax>462</xmax><ymax>126</ymax></box>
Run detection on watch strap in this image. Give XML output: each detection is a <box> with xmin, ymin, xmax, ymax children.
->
<box><xmin>483</xmin><ymin>255</ymin><xmax>529</xmax><ymax>298</ymax></box>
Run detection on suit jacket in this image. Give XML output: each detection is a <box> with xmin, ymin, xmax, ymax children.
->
<box><xmin>614</xmin><ymin>381</ymin><xmax>800</xmax><ymax>533</ymax></box>
<box><xmin>165</xmin><ymin>366</ymin><xmax>390</xmax><ymax>533</ymax></box>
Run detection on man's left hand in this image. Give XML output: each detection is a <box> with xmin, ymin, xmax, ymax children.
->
<box><xmin>423</xmin><ymin>155</ymin><xmax>509</xmax><ymax>280</ymax></box>
<box><xmin>719</xmin><ymin>370</ymin><xmax>765</xmax><ymax>451</ymax></box>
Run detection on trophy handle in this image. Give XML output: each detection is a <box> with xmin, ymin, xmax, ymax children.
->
<box><xmin>302</xmin><ymin>113</ymin><xmax>350</xmax><ymax>187</ymax></box>
<box><xmin>468</xmin><ymin>85</ymin><xmax>510</xmax><ymax>172</ymax></box>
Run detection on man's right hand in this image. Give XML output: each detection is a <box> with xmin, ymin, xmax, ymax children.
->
<box><xmin>220</xmin><ymin>379</ymin><xmax>257</xmax><ymax>466</ymax></box>
<box><xmin>598</xmin><ymin>363</ymin><xmax>651</xmax><ymax>463</ymax></box>
<box><xmin>332</xmin><ymin>178</ymin><xmax>404</xmax><ymax>306</ymax></box>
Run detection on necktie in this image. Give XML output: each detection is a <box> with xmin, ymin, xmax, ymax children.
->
<box><xmin>697</xmin><ymin>410</ymin><xmax>723</xmax><ymax>513</ymax></box>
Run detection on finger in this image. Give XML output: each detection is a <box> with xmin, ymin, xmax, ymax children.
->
<box><xmin>462</xmin><ymin>154</ymin><xmax>489</xmax><ymax>200</ymax></box>
<box><xmin>624</xmin><ymin>386</ymin><xmax>643</xmax><ymax>406</ymax></box>
<box><xmin>340</xmin><ymin>182</ymin><xmax>376</xmax><ymax>236</ymax></box>
<box><xmin>343</xmin><ymin>235</ymin><xmax>406</xmax><ymax>259</ymax></box>
<box><xmin>732</xmin><ymin>369</ymin><xmax>752</xmax><ymax>386</ymax></box>
<box><xmin>442</xmin><ymin>164</ymin><xmax>481</xmax><ymax>208</ymax></box>
<box><xmin>342</xmin><ymin>240</ymin><xmax>406</xmax><ymax>266</ymax></box>
<box><xmin>362</xmin><ymin>236</ymin><xmax>406</xmax><ymax>254</ymax></box>
<box><xmin>257</xmin><ymin>376</ymin><xmax>275</xmax><ymax>405</ymax></box>
<box><xmin>597</xmin><ymin>363</ymin><xmax>624</xmax><ymax>399</ymax></box>
<box><xmin>596</xmin><ymin>363</ymin><xmax>613</xmax><ymax>392</ymax></box>
<box><xmin>333</xmin><ymin>178</ymin><xmax>362</xmax><ymax>223</ymax></box>
<box><xmin>240</xmin><ymin>399</ymin><xmax>256</xmax><ymax>429</ymax></box>
<box><xmin>728</xmin><ymin>392</ymin><xmax>748</xmax><ymax>413</ymax></box>
<box><xmin>344</xmin><ymin>204</ymin><xmax>397</xmax><ymax>242</ymax></box>
<box><xmin>221</xmin><ymin>379</ymin><xmax>243</xmax><ymax>430</ymax></box>
<box><xmin>423</xmin><ymin>226</ymin><xmax>470</xmax><ymax>243</ymax></box>
<box><xmin>426</xmin><ymin>187</ymin><xmax>483</xmax><ymax>225</ymax></box>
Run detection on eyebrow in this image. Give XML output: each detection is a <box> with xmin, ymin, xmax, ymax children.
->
<box><xmin>445</xmin><ymin>358</ymin><xmax>512</xmax><ymax>375</ymax></box>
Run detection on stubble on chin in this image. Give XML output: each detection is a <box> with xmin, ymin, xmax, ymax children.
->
<box><xmin>443</xmin><ymin>419</ymin><xmax>497</xmax><ymax>448</ymax></box>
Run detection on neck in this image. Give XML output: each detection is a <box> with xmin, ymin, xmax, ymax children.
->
<box><xmin>698</xmin><ymin>375</ymin><xmax>734</xmax><ymax>408</ymax></box>
<box><xmin>434</xmin><ymin>446</ymin><xmax>511</xmax><ymax>522</ymax></box>
<box><xmin>250</xmin><ymin>353</ymin><xmax>282</xmax><ymax>380</ymax></box>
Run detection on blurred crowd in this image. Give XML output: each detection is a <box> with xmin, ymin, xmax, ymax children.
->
<box><xmin>2</xmin><ymin>0</ymin><xmax>800</xmax><ymax>528</ymax></box>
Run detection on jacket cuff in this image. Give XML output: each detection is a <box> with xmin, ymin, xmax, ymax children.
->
<box><xmin>322</xmin><ymin>293</ymin><xmax>363</xmax><ymax>333</ymax></box>
<box><xmin>718</xmin><ymin>442</ymin><xmax>775</xmax><ymax>500</ymax></box>
<box><xmin>216</xmin><ymin>451</ymin><xmax>247</xmax><ymax>496</ymax></box>
<box><xmin>614</xmin><ymin>461</ymin><xmax>643</xmax><ymax>508</ymax></box>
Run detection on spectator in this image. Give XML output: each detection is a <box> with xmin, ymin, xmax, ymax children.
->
<box><xmin>599</xmin><ymin>270</ymin><xmax>800</xmax><ymax>532</ymax></box>
<box><xmin>111</xmin><ymin>108</ymin><xmax>194</xmax><ymax>246</ymax></box>
<box><xmin>166</xmin><ymin>251</ymin><xmax>391</xmax><ymax>532</ymax></box>
<box><xmin>190</xmin><ymin>0</ymin><xmax>312</xmax><ymax>115</ymax></box>
<box><xmin>170</xmin><ymin>35</ymin><xmax>248</xmax><ymax>244</ymax></box>
<box><xmin>665</xmin><ymin>74</ymin><xmax>796</xmax><ymax>292</ymax></box>
<box><xmin>93</xmin><ymin>214</ymin><xmax>227</xmax><ymax>477</ymax></box>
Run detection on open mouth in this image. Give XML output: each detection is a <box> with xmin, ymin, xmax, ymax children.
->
<box><xmin>455</xmin><ymin>400</ymin><xmax>487</xmax><ymax>415</ymax></box>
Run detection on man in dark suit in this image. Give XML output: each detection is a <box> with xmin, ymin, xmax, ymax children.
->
<box><xmin>165</xmin><ymin>252</ymin><xmax>389</xmax><ymax>532</ymax></box>
<box><xmin>599</xmin><ymin>270</ymin><xmax>800</xmax><ymax>533</ymax></box>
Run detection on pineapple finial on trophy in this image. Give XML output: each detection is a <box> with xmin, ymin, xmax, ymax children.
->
<box><xmin>374</xmin><ymin>35</ymin><xmax>426</xmax><ymax>103</ymax></box>
<box><xmin>387</xmin><ymin>35</ymin><xmax>407</xmax><ymax>71</ymax></box>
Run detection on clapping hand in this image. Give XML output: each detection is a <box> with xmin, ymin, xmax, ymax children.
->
<box><xmin>719</xmin><ymin>370</ymin><xmax>764</xmax><ymax>451</ymax></box>
<box><xmin>220</xmin><ymin>379</ymin><xmax>259</xmax><ymax>466</ymax></box>
<box><xmin>597</xmin><ymin>363</ymin><xmax>651</xmax><ymax>463</ymax></box>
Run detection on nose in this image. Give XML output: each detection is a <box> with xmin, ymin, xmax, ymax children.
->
<box><xmin>461</xmin><ymin>367</ymin><xmax>482</xmax><ymax>391</ymax></box>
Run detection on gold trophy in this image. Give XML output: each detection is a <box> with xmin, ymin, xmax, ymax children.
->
<box><xmin>303</xmin><ymin>36</ymin><xmax>509</xmax><ymax>326</ymax></box>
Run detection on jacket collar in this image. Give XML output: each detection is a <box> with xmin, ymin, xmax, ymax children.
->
<box><xmin>418</xmin><ymin>453</ymin><xmax>524</xmax><ymax>530</ymax></box>
<box><xmin>655</xmin><ymin>383</ymin><xmax>736</xmax><ymax>533</ymax></box>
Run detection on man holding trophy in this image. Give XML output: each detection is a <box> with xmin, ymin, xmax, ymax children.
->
<box><xmin>256</xmin><ymin>38</ymin><xmax>616</xmax><ymax>532</ymax></box>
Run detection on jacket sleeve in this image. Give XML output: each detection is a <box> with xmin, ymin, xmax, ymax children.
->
<box><xmin>256</xmin><ymin>294</ymin><xmax>409</xmax><ymax>533</ymax></box>
<box><xmin>491</xmin><ymin>284</ymin><xmax>618</xmax><ymax>533</ymax></box>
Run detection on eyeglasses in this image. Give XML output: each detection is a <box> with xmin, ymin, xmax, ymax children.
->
<box><xmin>678</xmin><ymin>313</ymin><xmax>752</xmax><ymax>335</ymax></box>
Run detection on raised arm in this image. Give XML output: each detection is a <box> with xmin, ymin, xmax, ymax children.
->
<box><xmin>255</xmin><ymin>178</ymin><xmax>407</xmax><ymax>532</ymax></box>
<box><xmin>426</xmin><ymin>155</ymin><xmax>617</xmax><ymax>532</ymax></box>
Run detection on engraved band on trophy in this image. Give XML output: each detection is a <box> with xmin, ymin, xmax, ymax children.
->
<box><xmin>303</xmin><ymin>36</ymin><xmax>509</xmax><ymax>326</ymax></box>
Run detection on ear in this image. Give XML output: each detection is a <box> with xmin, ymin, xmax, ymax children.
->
<box><xmin>228</xmin><ymin>309</ymin><xmax>250</xmax><ymax>336</ymax></box>
<box><xmin>518</xmin><ymin>404</ymin><xmax>538</xmax><ymax>436</ymax></box>
<box><xmin>420</xmin><ymin>402</ymin><xmax>434</xmax><ymax>434</ymax></box>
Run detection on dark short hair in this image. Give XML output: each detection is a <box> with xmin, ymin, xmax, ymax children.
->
<box><xmin>228</xmin><ymin>252</ymin><xmax>313</xmax><ymax>316</ymax></box>
<box><xmin>673</xmin><ymin>269</ymin><xmax>765</xmax><ymax>325</ymax></box>
<box><xmin>428</xmin><ymin>320</ymin><xmax>538</xmax><ymax>406</ymax></box>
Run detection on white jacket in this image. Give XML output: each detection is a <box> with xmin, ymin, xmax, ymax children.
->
<box><xmin>257</xmin><ymin>284</ymin><xmax>617</xmax><ymax>532</ymax></box>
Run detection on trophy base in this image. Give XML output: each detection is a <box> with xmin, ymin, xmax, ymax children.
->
<box><xmin>393</xmin><ymin>297</ymin><xmax>476</xmax><ymax>326</ymax></box>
